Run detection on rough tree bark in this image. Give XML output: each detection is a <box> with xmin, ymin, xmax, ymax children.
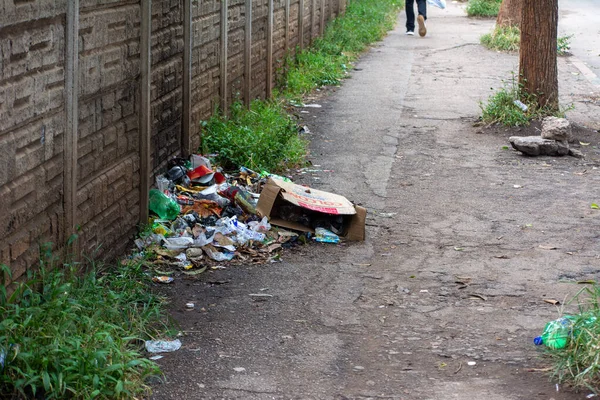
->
<box><xmin>519</xmin><ymin>0</ymin><xmax>559</xmax><ymax>111</ymax></box>
<box><xmin>496</xmin><ymin>0</ymin><xmax>522</xmax><ymax>27</ymax></box>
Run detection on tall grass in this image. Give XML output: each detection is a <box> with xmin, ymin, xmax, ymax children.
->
<box><xmin>0</xmin><ymin>249</ymin><xmax>169</xmax><ymax>399</ymax></box>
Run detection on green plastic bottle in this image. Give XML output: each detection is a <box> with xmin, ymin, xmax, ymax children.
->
<box><xmin>538</xmin><ymin>317</ymin><xmax>573</xmax><ymax>350</ymax></box>
<box><xmin>149</xmin><ymin>189</ymin><xmax>180</xmax><ymax>220</ymax></box>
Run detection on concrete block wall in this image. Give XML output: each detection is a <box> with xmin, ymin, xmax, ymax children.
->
<box><xmin>0</xmin><ymin>0</ymin><xmax>345</xmax><ymax>287</ymax></box>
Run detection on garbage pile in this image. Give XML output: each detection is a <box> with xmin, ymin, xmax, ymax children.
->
<box><xmin>134</xmin><ymin>154</ymin><xmax>366</xmax><ymax>282</ymax></box>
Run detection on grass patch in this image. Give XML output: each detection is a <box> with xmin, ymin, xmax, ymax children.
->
<box><xmin>0</xmin><ymin>248</ymin><xmax>169</xmax><ymax>399</ymax></box>
<box><xmin>201</xmin><ymin>99</ymin><xmax>308</xmax><ymax>173</ymax></box>
<box><xmin>201</xmin><ymin>0</ymin><xmax>403</xmax><ymax>172</ymax></box>
<box><xmin>280</xmin><ymin>0</ymin><xmax>402</xmax><ymax>99</ymax></box>
<box><xmin>546</xmin><ymin>285</ymin><xmax>600</xmax><ymax>393</ymax></box>
<box><xmin>480</xmin><ymin>74</ymin><xmax>568</xmax><ymax>127</ymax></box>
<box><xmin>481</xmin><ymin>26</ymin><xmax>573</xmax><ymax>56</ymax></box>
<box><xmin>480</xmin><ymin>25</ymin><xmax>520</xmax><ymax>52</ymax></box>
<box><xmin>466</xmin><ymin>0</ymin><xmax>502</xmax><ymax>17</ymax></box>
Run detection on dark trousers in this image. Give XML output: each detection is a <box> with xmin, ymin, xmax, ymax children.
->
<box><xmin>405</xmin><ymin>0</ymin><xmax>427</xmax><ymax>32</ymax></box>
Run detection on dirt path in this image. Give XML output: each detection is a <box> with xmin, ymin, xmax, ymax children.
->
<box><xmin>151</xmin><ymin>3</ymin><xmax>600</xmax><ymax>399</ymax></box>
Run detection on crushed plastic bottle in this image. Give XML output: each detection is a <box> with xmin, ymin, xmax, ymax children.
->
<box><xmin>314</xmin><ymin>227</ymin><xmax>341</xmax><ymax>244</ymax></box>
<box><xmin>145</xmin><ymin>339</ymin><xmax>182</xmax><ymax>353</ymax></box>
<box><xmin>513</xmin><ymin>99</ymin><xmax>529</xmax><ymax>112</ymax></box>
<box><xmin>149</xmin><ymin>189</ymin><xmax>181</xmax><ymax>220</ymax></box>
<box><xmin>534</xmin><ymin>316</ymin><xmax>573</xmax><ymax>349</ymax></box>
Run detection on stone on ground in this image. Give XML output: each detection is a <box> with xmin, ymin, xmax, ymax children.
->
<box><xmin>541</xmin><ymin>116</ymin><xmax>572</xmax><ymax>141</ymax></box>
<box><xmin>509</xmin><ymin>136</ymin><xmax>570</xmax><ymax>156</ymax></box>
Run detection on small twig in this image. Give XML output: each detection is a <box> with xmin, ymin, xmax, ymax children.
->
<box><xmin>454</xmin><ymin>362</ymin><xmax>463</xmax><ymax>374</ymax></box>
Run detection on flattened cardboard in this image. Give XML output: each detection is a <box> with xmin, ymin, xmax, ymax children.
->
<box><xmin>257</xmin><ymin>178</ymin><xmax>366</xmax><ymax>241</ymax></box>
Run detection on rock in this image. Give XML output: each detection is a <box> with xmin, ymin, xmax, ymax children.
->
<box><xmin>541</xmin><ymin>117</ymin><xmax>572</xmax><ymax>141</ymax></box>
<box><xmin>568</xmin><ymin>148</ymin><xmax>585</xmax><ymax>159</ymax></box>
<box><xmin>509</xmin><ymin>136</ymin><xmax>569</xmax><ymax>156</ymax></box>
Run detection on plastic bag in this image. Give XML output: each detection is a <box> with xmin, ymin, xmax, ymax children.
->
<box><xmin>314</xmin><ymin>228</ymin><xmax>340</xmax><ymax>244</ymax></box>
<box><xmin>163</xmin><ymin>236</ymin><xmax>194</xmax><ymax>250</ymax></box>
<box><xmin>427</xmin><ymin>0</ymin><xmax>446</xmax><ymax>9</ymax></box>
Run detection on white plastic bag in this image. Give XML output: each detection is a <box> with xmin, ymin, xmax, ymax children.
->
<box><xmin>427</xmin><ymin>0</ymin><xmax>446</xmax><ymax>9</ymax></box>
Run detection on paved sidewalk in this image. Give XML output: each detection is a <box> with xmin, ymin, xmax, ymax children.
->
<box><xmin>151</xmin><ymin>3</ymin><xmax>600</xmax><ymax>399</ymax></box>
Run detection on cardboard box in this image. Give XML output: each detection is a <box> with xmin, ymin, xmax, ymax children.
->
<box><xmin>256</xmin><ymin>178</ymin><xmax>366</xmax><ymax>241</ymax></box>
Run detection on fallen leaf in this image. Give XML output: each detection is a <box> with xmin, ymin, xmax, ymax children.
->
<box><xmin>502</xmin><ymin>146</ymin><xmax>509</xmax><ymax>150</ymax></box>
<box><xmin>580</xmin><ymin>142</ymin><xmax>591</xmax><ymax>146</ymax></box>
<box><xmin>469</xmin><ymin>294</ymin><xmax>487</xmax><ymax>301</ymax></box>
<box><xmin>183</xmin><ymin>266</ymin><xmax>207</xmax><ymax>276</ymax></box>
<box><xmin>539</xmin><ymin>245</ymin><xmax>557</xmax><ymax>250</ymax></box>
<box><xmin>454</xmin><ymin>246</ymin><xmax>464</xmax><ymax>251</ymax></box>
<box><xmin>544</xmin><ymin>299</ymin><xmax>560</xmax><ymax>305</ymax></box>
<box><xmin>591</xmin><ymin>203</ymin><xmax>599</xmax><ymax>209</ymax></box>
<box><xmin>574</xmin><ymin>170</ymin><xmax>588</xmax><ymax>175</ymax></box>
<box><xmin>578</xmin><ymin>280</ymin><xmax>597</xmax><ymax>285</ymax></box>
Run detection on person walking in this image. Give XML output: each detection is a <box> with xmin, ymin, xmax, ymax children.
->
<box><xmin>405</xmin><ymin>0</ymin><xmax>427</xmax><ymax>37</ymax></box>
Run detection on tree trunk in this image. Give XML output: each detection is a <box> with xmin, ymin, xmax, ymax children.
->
<box><xmin>496</xmin><ymin>0</ymin><xmax>522</xmax><ymax>27</ymax></box>
<box><xmin>518</xmin><ymin>0</ymin><xmax>559</xmax><ymax>111</ymax></box>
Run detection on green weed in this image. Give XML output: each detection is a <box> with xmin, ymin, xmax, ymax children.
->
<box><xmin>0</xmin><ymin>251</ymin><xmax>169</xmax><ymax>399</ymax></box>
<box><xmin>546</xmin><ymin>285</ymin><xmax>600</xmax><ymax>393</ymax></box>
<box><xmin>466</xmin><ymin>0</ymin><xmax>502</xmax><ymax>17</ymax></box>
<box><xmin>201</xmin><ymin>99</ymin><xmax>308</xmax><ymax>172</ymax></box>
<box><xmin>557</xmin><ymin>34</ymin><xmax>573</xmax><ymax>56</ymax></box>
<box><xmin>480</xmin><ymin>74</ymin><xmax>569</xmax><ymax>127</ymax></box>
<box><xmin>480</xmin><ymin>25</ymin><xmax>520</xmax><ymax>52</ymax></box>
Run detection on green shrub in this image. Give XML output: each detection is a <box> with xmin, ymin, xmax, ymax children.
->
<box><xmin>0</xmin><ymin>256</ymin><xmax>168</xmax><ymax>399</ymax></box>
<box><xmin>201</xmin><ymin>100</ymin><xmax>308</xmax><ymax>173</ymax></box>
<box><xmin>466</xmin><ymin>0</ymin><xmax>502</xmax><ymax>17</ymax></box>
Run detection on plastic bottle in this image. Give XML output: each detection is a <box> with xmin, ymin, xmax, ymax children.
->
<box><xmin>534</xmin><ymin>316</ymin><xmax>573</xmax><ymax>349</ymax></box>
<box><xmin>149</xmin><ymin>189</ymin><xmax>181</xmax><ymax>220</ymax></box>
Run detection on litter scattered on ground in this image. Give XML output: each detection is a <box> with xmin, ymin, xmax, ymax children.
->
<box><xmin>149</xmin><ymin>355</ymin><xmax>164</xmax><ymax>361</ymax></box>
<box><xmin>467</xmin><ymin>361</ymin><xmax>476</xmax><ymax>366</ymax></box>
<box><xmin>132</xmin><ymin>154</ymin><xmax>366</xmax><ymax>281</ymax></box>
<box><xmin>145</xmin><ymin>339</ymin><xmax>182</xmax><ymax>353</ymax></box>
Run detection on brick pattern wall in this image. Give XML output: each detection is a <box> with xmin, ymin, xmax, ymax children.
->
<box><xmin>1</xmin><ymin>0</ymin><xmax>342</xmax><ymax>286</ymax></box>
<box><xmin>77</xmin><ymin>0</ymin><xmax>142</xmax><ymax>259</ymax></box>
<box><xmin>0</xmin><ymin>2</ymin><xmax>67</xmax><ymax>282</ymax></box>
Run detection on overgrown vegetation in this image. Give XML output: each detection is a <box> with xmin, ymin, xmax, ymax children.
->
<box><xmin>480</xmin><ymin>74</ymin><xmax>568</xmax><ymax>126</ymax></box>
<box><xmin>0</xmin><ymin>246</ymin><xmax>169</xmax><ymax>399</ymax></box>
<box><xmin>547</xmin><ymin>285</ymin><xmax>600</xmax><ymax>393</ymax></box>
<box><xmin>201</xmin><ymin>0</ymin><xmax>403</xmax><ymax>172</ymax></box>
<box><xmin>481</xmin><ymin>25</ymin><xmax>573</xmax><ymax>56</ymax></box>
<box><xmin>480</xmin><ymin>25</ymin><xmax>520</xmax><ymax>52</ymax></box>
<box><xmin>201</xmin><ymin>99</ymin><xmax>307</xmax><ymax>173</ymax></box>
<box><xmin>466</xmin><ymin>0</ymin><xmax>502</xmax><ymax>17</ymax></box>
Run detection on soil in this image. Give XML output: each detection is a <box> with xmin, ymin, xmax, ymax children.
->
<box><xmin>148</xmin><ymin>3</ymin><xmax>600</xmax><ymax>399</ymax></box>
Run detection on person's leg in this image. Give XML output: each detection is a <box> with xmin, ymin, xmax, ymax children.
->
<box><xmin>416</xmin><ymin>0</ymin><xmax>427</xmax><ymax>36</ymax></box>
<box><xmin>405</xmin><ymin>0</ymin><xmax>416</xmax><ymax>33</ymax></box>
<box><xmin>416</xmin><ymin>0</ymin><xmax>427</xmax><ymax>20</ymax></box>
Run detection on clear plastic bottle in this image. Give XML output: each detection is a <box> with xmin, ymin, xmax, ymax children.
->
<box><xmin>149</xmin><ymin>189</ymin><xmax>181</xmax><ymax>220</ymax></box>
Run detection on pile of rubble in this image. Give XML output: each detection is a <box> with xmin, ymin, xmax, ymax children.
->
<box><xmin>509</xmin><ymin>117</ymin><xmax>584</xmax><ymax>158</ymax></box>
